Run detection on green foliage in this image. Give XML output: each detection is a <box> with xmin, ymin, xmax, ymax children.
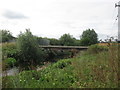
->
<box><xmin>0</xmin><ymin>30</ymin><xmax>15</xmax><ymax>43</ymax></box>
<box><xmin>59</xmin><ymin>34</ymin><xmax>76</xmax><ymax>46</ymax></box>
<box><xmin>87</xmin><ymin>44</ymin><xmax>108</xmax><ymax>54</ymax></box>
<box><xmin>49</xmin><ymin>38</ymin><xmax>60</xmax><ymax>45</ymax></box>
<box><xmin>3</xmin><ymin>59</ymin><xmax>77</xmax><ymax>88</ymax></box>
<box><xmin>74</xmin><ymin>40</ymin><xmax>81</xmax><ymax>46</ymax></box>
<box><xmin>80</xmin><ymin>29</ymin><xmax>98</xmax><ymax>46</ymax></box>
<box><xmin>2</xmin><ymin>45</ymin><xmax>118</xmax><ymax>88</ymax></box>
<box><xmin>52</xmin><ymin>59</ymin><xmax>72</xmax><ymax>69</ymax></box>
<box><xmin>45</xmin><ymin>49</ymin><xmax>72</xmax><ymax>62</ymax></box>
<box><xmin>17</xmin><ymin>29</ymin><xmax>44</xmax><ymax>69</ymax></box>
<box><xmin>3</xmin><ymin>45</ymin><xmax>118</xmax><ymax>88</ymax></box>
<box><xmin>72</xmin><ymin>45</ymin><xmax>118</xmax><ymax>88</ymax></box>
<box><xmin>80</xmin><ymin>37</ymin><xmax>91</xmax><ymax>46</ymax></box>
<box><xmin>4</xmin><ymin>58</ymin><xmax>17</xmax><ymax>68</ymax></box>
<box><xmin>2</xmin><ymin>42</ymin><xmax>18</xmax><ymax>60</ymax></box>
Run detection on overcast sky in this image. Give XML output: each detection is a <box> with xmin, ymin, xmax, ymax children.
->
<box><xmin>0</xmin><ymin>0</ymin><xmax>119</xmax><ymax>40</ymax></box>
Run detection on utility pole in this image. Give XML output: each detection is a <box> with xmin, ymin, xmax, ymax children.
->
<box><xmin>115</xmin><ymin>1</ymin><xmax>120</xmax><ymax>43</ymax></box>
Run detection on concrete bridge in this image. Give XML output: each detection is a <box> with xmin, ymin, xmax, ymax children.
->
<box><xmin>39</xmin><ymin>45</ymin><xmax>88</xmax><ymax>50</ymax></box>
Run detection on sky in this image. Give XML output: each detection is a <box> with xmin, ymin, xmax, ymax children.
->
<box><xmin>0</xmin><ymin>0</ymin><xmax>119</xmax><ymax>40</ymax></box>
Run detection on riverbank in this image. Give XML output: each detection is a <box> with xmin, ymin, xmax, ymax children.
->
<box><xmin>2</xmin><ymin>45</ymin><xmax>119</xmax><ymax>88</ymax></box>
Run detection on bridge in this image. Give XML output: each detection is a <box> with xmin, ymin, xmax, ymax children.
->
<box><xmin>39</xmin><ymin>45</ymin><xmax>88</xmax><ymax>50</ymax></box>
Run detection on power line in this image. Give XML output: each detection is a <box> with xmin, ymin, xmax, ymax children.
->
<box><xmin>109</xmin><ymin>2</ymin><xmax>119</xmax><ymax>39</ymax></box>
<box><xmin>109</xmin><ymin>12</ymin><xmax>118</xmax><ymax>37</ymax></box>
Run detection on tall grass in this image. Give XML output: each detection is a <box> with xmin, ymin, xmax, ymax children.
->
<box><xmin>72</xmin><ymin>44</ymin><xmax>119</xmax><ymax>88</ymax></box>
<box><xmin>2</xmin><ymin>44</ymin><xmax>119</xmax><ymax>88</ymax></box>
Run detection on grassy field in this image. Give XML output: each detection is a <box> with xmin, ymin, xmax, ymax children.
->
<box><xmin>2</xmin><ymin>44</ymin><xmax>119</xmax><ymax>88</ymax></box>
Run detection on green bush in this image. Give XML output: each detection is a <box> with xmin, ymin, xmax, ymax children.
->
<box><xmin>56</xmin><ymin>50</ymin><xmax>72</xmax><ymax>59</ymax></box>
<box><xmin>17</xmin><ymin>29</ymin><xmax>46</xmax><ymax>69</ymax></box>
<box><xmin>4</xmin><ymin>58</ymin><xmax>17</xmax><ymax>68</ymax></box>
<box><xmin>2</xmin><ymin>43</ymin><xmax>18</xmax><ymax>60</ymax></box>
<box><xmin>52</xmin><ymin>59</ymin><xmax>72</xmax><ymax>69</ymax></box>
<box><xmin>45</xmin><ymin>49</ymin><xmax>72</xmax><ymax>62</ymax></box>
<box><xmin>87</xmin><ymin>44</ymin><xmax>108</xmax><ymax>54</ymax></box>
<box><xmin>2</xmin><ymin>59</ymin><xmax>76</xmax><ymax>88</ymax></box>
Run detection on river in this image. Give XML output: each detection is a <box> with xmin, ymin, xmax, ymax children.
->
<box><xmin>0</xmin><ymin>67</ymin><xmax>19</xmax><ymax>77</ymax></box>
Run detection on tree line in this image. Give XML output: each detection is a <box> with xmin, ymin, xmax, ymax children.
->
<box><xmin>1</xmin><ymin>29</ymin><xmax>98</xmax><ymax>70</ymax></box>
<box><xmin>0</xmin><ymin>29</ymin><xmax>98</xmax><ymax>46</ymax></box>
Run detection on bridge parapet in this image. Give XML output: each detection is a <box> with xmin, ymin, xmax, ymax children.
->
<box><xmin>39</xmin><ymin>45</ymin><xmax>88</xmax><ymax>50</ymax></box>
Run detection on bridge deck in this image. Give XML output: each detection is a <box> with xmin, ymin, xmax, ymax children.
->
<box><xmin>39</xmin><ymin>45</ymin><xmax>88</xmax><ymax>50</ymax></box>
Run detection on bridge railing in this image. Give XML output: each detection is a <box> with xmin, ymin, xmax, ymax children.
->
<box><xmin>39</xmin><ymin>45</ymin><xmax>88</xmax><ymax>50</ymax></box>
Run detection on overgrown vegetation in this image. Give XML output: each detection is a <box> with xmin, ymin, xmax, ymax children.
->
<box><xmin>16</xmin><ymin>29</ymin><xmax>45</xmax><ymax>70</ymax></box>
<box><xmin>1</xmin><ymin>34</ymin><xmax>74</xmax><ymax>70</ymax></box>
<box><xmin>0</xmin><ymin>30</ymin><xmax>15</xmax><ymax>43</ymax></box>
<box><xmin>2</xmin><ymin>44</ymin><xmax>119</xmax><ymax>88</ymax></box>
<box><xmin>1</xmin><ymin>43</ymin><xmax>74</xmax><ymax>70</ymax></box>
<box><xmin>0</xmin><ymin>29</ymin><xmax>99</xmax><ymax>46</ymax></box>
<box><xmin>2</xmin><ymin>42</ymin><xmax>17</xmax><ymax>60</ymax></box>
<box><xmin>1</xmin><ymin>29</ymin><xmax>119</xmax><ymax>88</ymax></box>
<box><xmin>4</xmin><ymin>58</ymin><xmax>17</xmax><ymax>68</ymax></box>
<box><xmin>87</xmin><ymin>44</ymin><xmax>108</xmax><ymax>54</ymax></box>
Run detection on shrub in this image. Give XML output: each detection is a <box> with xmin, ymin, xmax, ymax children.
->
<box><xmin>17</xmin><ymin>29</ymin><xmax>45</xmax><ymax>70</ymax></box>
<box><xmin>2</xmin><ymin>59</ymin><xmax>76</xmax><ymax>88</ymax></box>
<box><xmin>2</xmin><ymin>42</ymin><xmax>18</xmax><ymax>60</ymax></box>
<box><xmin>45</xmin><ymin>49</ymin><xmax>72</xmax><ymax>62</ymax></box>
<box><xmin>87</xmin><ymin>44</ymin><xmax>108</xmax><ymax>54</ymax></box>
<box><xmin>52</xmin><ymin>59</ymin><xmax>72</xmax><ymax>69</ymax></box>
<box><xmin>4</xmin><ymin>58</ymin><xmax>17</xmax><ymax>68</ymax></box>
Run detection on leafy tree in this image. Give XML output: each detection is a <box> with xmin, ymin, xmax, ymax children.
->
<box><xmin>74</xmin><ymin>40</ymin><xmax>81</xmax><ymax>46</ymax></box>
<box><xmin>80</xmin><ymin>29</ymin><xmax>98</xmax><ymax>46</ymax></box>
<box><xmin>0</xmin><ymin>30</ymin><xmax>14</xmax><ymax>43</ymax></box>
<box><xmin>17</xmin><ymin>29</ymin><xmax>44</xmax><ymax>70</ymax></box>
<box><xmin>49</xmin><ymin>38</ymin><xmax>60</xmax><ymax>45</ymax></box>
<box><xmin>59</xmin><ymin>34</ymin><xmax>76</xmax><ymax>46</ymax></box>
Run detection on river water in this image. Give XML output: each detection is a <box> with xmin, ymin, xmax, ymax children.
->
<box><xmin>0</xmin><ymin>67</ymin><xmax>19</xmax><ymax>77</ymax></box>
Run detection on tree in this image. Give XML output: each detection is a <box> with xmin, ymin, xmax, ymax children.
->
<box><xmin>59</xmin><ymin>34</ymin><xmax>76</xmax><ymax>46</ymax></box>
<box><xmin>17</xmin><ymin>29</ymin><xmax>43</xmax><ymax>70</ymax></box>
<box><xmin>49</xmin><ymin>38</ymin><xmax>60</xmax><ymax>45</ymax></box>
<box><xmin>0</xmin><ymin>30</ymin><xmax>14</xmax><ymax>43</ymax></box>
<box><xmin>80</xmin><ymin>29</ymin><xmax>98</xmax><ymax>46</ymax></box>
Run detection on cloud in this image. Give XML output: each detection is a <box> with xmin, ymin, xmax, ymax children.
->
<box><xmin>3</xmin><ymin>10</ymin><xmax>28</xmax><ymax>19</ymax></box>
<box><xmin>0</xmin><ymin>0</ymin><xmax>118</xmax><ymax>39</ymax></box>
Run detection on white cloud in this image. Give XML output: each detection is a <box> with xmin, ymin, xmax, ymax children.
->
<box><xmin>3</xmin><ymin>10</ymin><xmax>28</xmax><ymax>19</ymax></box>
<box><xmin>0</xmin><ymin>0</ymin><xmax>119</xmax><ymax>40</ymax></box>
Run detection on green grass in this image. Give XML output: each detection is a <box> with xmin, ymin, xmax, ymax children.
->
<box><xmin>2</xmin><ymin>45</ymin><xmax>119</xmax><ymax>88</ymax></box>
